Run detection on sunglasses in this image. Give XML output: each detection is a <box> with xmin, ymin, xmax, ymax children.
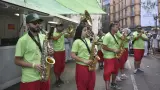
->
<box><xmin>30</xmin><ymin>21</ymin><xmax>42</xmax><ymax>25</ymax></box>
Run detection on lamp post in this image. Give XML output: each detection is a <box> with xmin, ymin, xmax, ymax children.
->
<box><xmin>153</xmin><ymin>14</ymin><xmax>158</xmax><ymax>32</ymax></box>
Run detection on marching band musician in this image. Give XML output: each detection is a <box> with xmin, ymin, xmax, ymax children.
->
<box><xmin>132</xmin><ymin>25</ymin><xmax>148</xmax><ymax>74</ymax></box>
<box><xmin>96</xmin><ymin>30</ymin><xmax>105</xmax><ymax>69</ymax></box>
<box><xmin>14</xmin><ymin>13</ymin><xmax>53</xmax><ymax>90</ymax></box>
<box><xmin>71</xmin><ymin>20</ymin><xmax>96</xmax><ymax>90</ymax></box>
<box><xmin>119</xmin><ymin>28</ymin><xmax>131</xmax><ymax>79</ymax></box>
<box><xmin>52</xmin><ymin>21</ymin><xmax>74</xmax><ymax>87</ymax></box>
<box><xmin>102</xmin><ymin>23</ymin><xmax>121</xmax><ymax>90</ymax></box>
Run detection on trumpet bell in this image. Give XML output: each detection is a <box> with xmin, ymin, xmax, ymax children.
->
<box><xmin>46</xmin><ymin>56</ymin><xmax>55</xmax><ymax>64</ymax></box>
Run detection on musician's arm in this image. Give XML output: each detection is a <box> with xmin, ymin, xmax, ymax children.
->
<box><xmin>141</xmin><ymin>34</ymin><xmax>148</xmax><ymax>41</ymax></box>
<box><xmin>102</xmin><ymin>44</ymin><xmax>116</xmax><ymax>53</ymax></box>
<box><xmin>14</xmin><ymin>39</ymin><xmax>33</xmax><ymax>68</ymax></box>
<box><xmin>15</xmin><ymin>57</ymin><xmax>33</xmax><ymax>68</ymax></box>
<box><xmin>52</xmin><ymin>32</ymin><xmax>64</xmax><ymax>41</ymax></box>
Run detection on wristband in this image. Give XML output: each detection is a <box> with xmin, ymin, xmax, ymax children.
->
<box><xmin>32</xmin><ymin>63</ymin><xmax>35</xmax><ymax>68</ymax></box>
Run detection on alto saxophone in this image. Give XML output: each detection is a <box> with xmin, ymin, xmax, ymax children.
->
<box><xmin>115</xmin><ymin>33</ymin><xmax>126</xmax><ymax>59</ymax></box>
<box><xmin>87</xmin><ymin>30</ymin><xmax>100</xmax><ymax>71</ymax></box>
<box><xmin>41</xmin><ymin>28</ymin><xmax>55</xmax><ymax>81</ymax></box>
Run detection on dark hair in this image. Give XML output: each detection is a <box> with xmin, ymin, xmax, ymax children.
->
<box><xmin>109</xmin><ymin>23</ymin><xmax>116</xmax><ymax>32</ymax></box>
<box><xmin>73</xmin><ymin>24</ymin><xmax>86</xmax><ymax>41</ymax></box>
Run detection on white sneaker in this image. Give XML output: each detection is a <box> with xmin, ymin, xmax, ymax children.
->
<box><xmin>116</xmin><ymin>76</ymin><xmax>122</xmax><ymax>82</ymax></box>
<box><xmin>121</xmin><ymin>74</ymin><xmax>128</xmax><ymax>80</ymax></box>
<box><xmin>133</xmin><ymin>69</ymin><xmax>137</xmax><ymax>74</ymax></box>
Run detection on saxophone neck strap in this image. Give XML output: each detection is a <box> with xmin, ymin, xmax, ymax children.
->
<box><xmin>28</xmin><ymin>31</ymin><xmax>42</xmax><ymax>53</ymax></box>
<box><xmin>80</xmin><ymin>38</ymin><xmax>91</xmax><ymax>54</ymax></box>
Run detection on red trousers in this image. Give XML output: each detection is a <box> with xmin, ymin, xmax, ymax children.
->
<box><xmin>76</xmin><ymin>64</ymin><xmax>96</xmax><ymax>90</ymax></box>
<box><xmin>133</xmin><ymin>49</ymin><xmax>144</xmax><ymax>61</ymax></box>
<box><xmin>103</xmin><ymin>58</ymin><xmax>119</xmax><ymax>81</ymax></box>
<box><xmin>53</xmin><ymin>51</ymin><xmax>65</xmax><ymax>77</ymax></box>
<box><xmin>20</xmin><ymin>80</ymin><xmax>50</xmax><ymax>90</ymax></box>
<box><xmin>119</xmin><ymin>48</ymin><xmax>128</xmax><ymax>69</ymax></box>
<box><xmin>97</xmin><ymin>50</ymin><xmax>104</xmax><ymax>62</ymax></box>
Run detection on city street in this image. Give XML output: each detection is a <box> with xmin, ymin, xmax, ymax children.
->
<box><xmin>4</xmin><ymin>55</ymin><xmax>160</xmax><ymax>90</ymax></box>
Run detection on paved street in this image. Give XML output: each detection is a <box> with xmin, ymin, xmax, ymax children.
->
<box><xmin>4</xmin><ymin>55</ymin><xmax>160</xmax><ymax>90</ymax></box>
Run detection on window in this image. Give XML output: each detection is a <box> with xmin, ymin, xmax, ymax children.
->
<box><xmin>131</xmin><ymin>17</ymin><xmax>134</xmax><ymax>27</ymax></box>
<box><xmin>131</xmin><ymin>6</ymin><xmax>134</xmax><ymax>16</ymax></box>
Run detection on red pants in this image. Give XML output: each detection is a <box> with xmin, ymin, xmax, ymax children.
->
<box><xmin>97</xmin><ymin>50</ymin><xmax>104</xmax><ymax>62</ymax></box>
<box><xmin>20</xmin><ymin>80</ymin><xmax>50</xmax><ymax>90</ymax></box>
<box><xmin>76</xmin><ymin>64</ymin><xmax>95</xmax><ymax>90</ymax></box>
<box><xmin>133</xmin><ymin>49</ymin><xmax>144</xmax><ymax>61</ymax></box>
<box><xmin>119</xmin><ymin>48</ymin><xmax>128</xmax><ymax>69</ymax></box>
<box><xmin>53</xmin><ymin>51</ymin><xmax>65</xmax><ymax>77</ymax></box>
<box><xmin>103</xmin><ymin>58</ymin><xmax>119</xmax><ymax>81</ymax></box>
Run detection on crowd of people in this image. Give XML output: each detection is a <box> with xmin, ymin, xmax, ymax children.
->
<box><xmin>14</xmin><ymin>13</ymin><xmax>159</xmax><ymax>90</ymax></box>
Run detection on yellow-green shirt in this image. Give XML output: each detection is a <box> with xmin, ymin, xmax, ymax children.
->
<box><xmin>15</xmin><ymin>33</ymin><xmax>45</xmax><ymax>83</ymax></box>
<box><xmin>103</xmin><ymin>33</ymin><xmax>119</xmax><ymax>59</ymax></box>
<box><xmin>124</xmin><ymin>36</ymin><xmax>130</xmax><ymax>48</ymax></box>
<box><xmin>53</xmin><ymin>32</ymin><xmax>65</xmax><ymax>51</ymax></box>
<box><xmin>133</xmin><ymin>31</ymin><xmax>148</xmax><ymax>49</ymax></box>
<box><xmin>71</xmin><ymin>38</ymin><xmax>91</xmax><ymax>66</ymax></box>
<box><xmin>97</xmin><ymin>36</ymin><xmax>104</xmax><ymax>50</ymax></box>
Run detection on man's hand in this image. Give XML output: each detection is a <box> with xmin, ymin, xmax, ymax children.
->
<box><xmin>47</xmin><ymin>47</ymin><xmax>54</xmax><ymax>55</ymax></box>
<box><xmin>34</xmin><ymin>64</ymin><xmax>43</xmax><ymax>72</ymax></box>
<box><xmin>83</xmin><ymin>60</ymin><xmax>93</xmax><ymax>65</ymax></box>
<box><xmin>113</xmin><ymin>49</ymin><xmax>120</xmax><ymax>54</ymax></box>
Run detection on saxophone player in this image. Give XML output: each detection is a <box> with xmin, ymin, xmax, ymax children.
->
<box><xmin>118</xmin><ymin>28</ymin><xmax>131</xmax><ymax>79</ymax></box>
<box><xmin>15</xmin><ymin>13</ymin><xmax>53</xmax><ymax>90</ymax></box>
<box><xmin>102</xmin><ymin>23</ymin><xmax>121</xmax><ymax>90</ymax></box>
<box><xmin>71</xmin><ymin>20</ymin><xmax>96</xmax><ymax>90</ymax></box>
<box><xmin>133</xmin><ymin>25</ymin><xmax>148</xmax><ymax>74</ymax></box>
<box><xmin>52</xmin><ymin>21</ymin><xmax>74</xmax><ymax>87</ymax></box>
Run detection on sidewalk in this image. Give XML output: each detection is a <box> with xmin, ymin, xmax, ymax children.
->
<box><xmin>150</xmin><ymin>53</ymin><xmax>160</xmax><ymax>60</ymax></box>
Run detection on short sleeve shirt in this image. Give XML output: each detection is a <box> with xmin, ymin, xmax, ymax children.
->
<box><xmin>133</xmin><ymin>31</ymin><xmax>148</xmax><ymax>49</ymax></box>
<box><xmin>103</xmin><ymin>33</ymin><xmax>119</xmax><ymax>59</ymax></box>
<box><xmin>71</xmin><ymin>38</ymin><xmax>91</xmax><ymax>66</ymax></box>
<box><xmin>97</xmin><ymin>36</ymin><xmax>104</xmax><ymax>50</ymax></box>
<box><xmin>53</xmin><ymin>32</ymin><xmax>65</xmax><ymax>51</ymax></box>
<box><xmin>15</xmin><ymin>33</ymin><xmax>45</xmax><ymax>83</ymax></box>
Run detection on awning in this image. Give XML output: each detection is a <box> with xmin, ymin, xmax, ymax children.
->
<box><xmin>55</xmin><ymin>0</ymin><xmax>106</xmax><ymax>14</ymax></box>
<box><xmin>1</xmin><ymin>0</ymin><xmax>79</xmax><ymax>23</ymax></box>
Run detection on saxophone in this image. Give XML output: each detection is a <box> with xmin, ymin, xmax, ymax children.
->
<box><xmin>41</xmin><ymin>27</ymin><xmax>55</xmax><ymax>81</ymax></box>
<box><xmin>87</xmin><ymin>30</ymin><xmax>100</xmax><ymax>71</ymax></box>
<box><xmin>115</xmin><ymin>32</ymin><xmax>126</xmax><ymax>59</ymax></box>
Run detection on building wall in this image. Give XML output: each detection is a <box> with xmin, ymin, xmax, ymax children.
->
<box><xmin>110</xmin><ymin>0</ymin><xmax>141</xmax><ymax>29</ymax></box>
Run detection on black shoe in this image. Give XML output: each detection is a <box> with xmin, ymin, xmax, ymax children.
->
<box><xmin>110</xmin><ymin>83</ymin><xmax>121</xmax><ymax>90</ymax></box>
<box><xmin>54</xmin><ymin>80</ymin><xmax>61</xmax><ymax>87</ymax></box>
<box><xmin>59</xmin><ymin>79</ymin><xmax>64</xmax><ymax>84</ymax></box>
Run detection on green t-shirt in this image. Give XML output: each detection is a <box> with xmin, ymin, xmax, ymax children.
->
<box><xmin>15</xmin><ymin>33</ymin><xmax>45</xmax><ymax>83</ymax></box>
<box><xmin>53</xmin><ymin>32</ymin><xmax>65</xmax><ymax>51</ymax></box>
<box><xmin>103</xmin><ymin>33</ymin><xmax>119</xmax><ymax>59</ymax></box>
<box><xmin>71</xmin><ymin>38</ymin><xmax>91</xmax><ymax>66</ymax></box>
<box><xmin>97</xmin><ymin>36</ymin><xmax>104</xmax><ymax>50</ymax></box>
<box><xmin>133</xmin><ymin>31</ymin><xmax>148</xmax><ymax>49</ymax></box>
<box><xmin>124</xmin><ymin>36</ymin><xmax>130</xmax><ymax>48</ymax></box>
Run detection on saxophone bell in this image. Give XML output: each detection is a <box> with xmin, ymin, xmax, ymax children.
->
<box><xmin>46</xmin><ymin>56</ymin><xmax>55</xmax><ymax>65</ymax></box>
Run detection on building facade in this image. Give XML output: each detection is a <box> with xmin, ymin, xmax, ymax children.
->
<box><xmin>110</xmin><ymin>0</ymin><xmax>141</xmax><ymax>29</ymax></box>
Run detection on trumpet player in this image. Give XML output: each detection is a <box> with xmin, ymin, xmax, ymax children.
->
<box><xmin>132</xmin><ymin>25</ymin><xmax>148</xmax><ymax>74</ymax></box>
<box><xmin>102</xmin><ymin>23</ymin><xmax>121</xmax><ymax>90</ymax></box>
<box><xmin>71</xmin><ymin>21</ymin><xmax>96</xmax><ymax>90</ymax></box>
<box><xmin>52</xmin><ymin>22</ymin><xmax>74</xmax><ymax>87</ymax></box>
<box><xmin>15</xmin><ymin>13</ymin><xmax>53</xmax><ymax>90</ymax></box>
